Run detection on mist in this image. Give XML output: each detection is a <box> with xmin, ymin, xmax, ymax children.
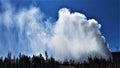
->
<box><xmin>0</xmin><ymin>0</ymin><xmax>112</xmax><ymax>62</ymax></box>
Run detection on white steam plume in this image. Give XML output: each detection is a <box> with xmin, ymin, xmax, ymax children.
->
<box><xmin>0</xmin><ymin>0</ymin><xmax>112</xmax><ymax>62</ymax></box>
<box><xmin>48</xmin><ymin>8</ymin><xmax>112</xmax><ymax>62</ymax></box>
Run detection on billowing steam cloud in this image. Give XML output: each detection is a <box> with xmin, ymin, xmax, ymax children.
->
<box><xmin>48</xmin><ymin>8</ymin><xmax>112</xmax><ymax>62</ymax></box>
<box><xmin>0</xmin><ymin>0</ymin><xmax>112</xmax><ymax>62</ymax></box>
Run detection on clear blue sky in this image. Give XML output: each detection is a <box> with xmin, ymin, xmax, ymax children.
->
<box><xmin>11</xmin><ymin>0</ymin><xmax>119</xmax><ymax>52</ymax></box>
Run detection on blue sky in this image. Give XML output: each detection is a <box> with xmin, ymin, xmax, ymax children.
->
<box><xmin>11</xmin><ymin>0</ymin><xmax>119</xmax><ymax>51</ymax></box>
<box><xmin>0</xmin><ymin>0</ymin><xmax>119</xmax><ymax>57</ymax></box>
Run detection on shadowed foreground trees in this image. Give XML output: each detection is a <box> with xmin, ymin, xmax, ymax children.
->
<box><xmin>0</xmin><ymin>51</ymin><xmax>120</xmax><ymax>68</ymax></box>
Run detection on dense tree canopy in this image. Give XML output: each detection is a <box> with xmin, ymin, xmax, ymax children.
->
<box><xmin>0</xmin><ymin>51</ymin><xmax>120</xmax><ymax>68</ymax></box>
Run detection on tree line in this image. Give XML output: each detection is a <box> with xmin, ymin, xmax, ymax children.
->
<box><xmin>0</xmin><ymin>51</ymin><xmax>120</xmax><ymax>68</ymax></box>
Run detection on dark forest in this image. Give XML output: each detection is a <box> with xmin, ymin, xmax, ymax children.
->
<box><xmin>0</xmin><ymin>51</ymin><xmax>120</xmax><ymax>68</ymax></box>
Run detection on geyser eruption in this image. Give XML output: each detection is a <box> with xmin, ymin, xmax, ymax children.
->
<box><xmin>48</xmin><ymin>8</ymin><xmax>112</xmax><ymax>62</ymax></box>
<box><xmin>0</xmin><ymin>0</ymin><xmax>112</xmax><ymax>62</ymax></box>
